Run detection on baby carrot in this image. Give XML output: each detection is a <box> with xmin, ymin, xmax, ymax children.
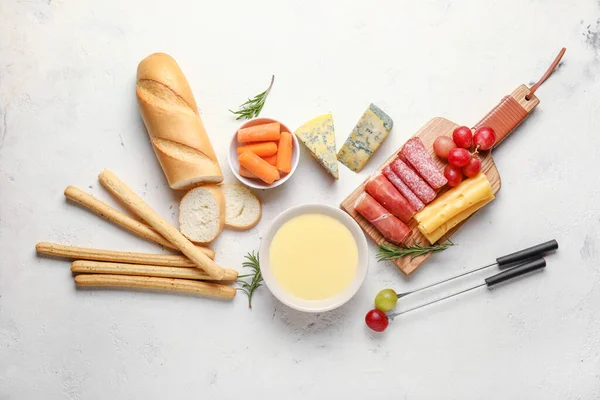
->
<box><xmin>239</xmin><ymin>166</ymin><xmax>257</xmax><ymax>178</ymax></box>
<box><xmin>238</xmin><ymin>151</ymin><xmax>280</xmax><ymax>184</ymax></box>
<box><xmin>276</xmin><ymin>131</ymin><xmax>293</xmax><ymax>173</ymax></box>
<box><xmin>237</xmin><ymin>142</ymin><xmax>277</xmax><ymax>157</ymax></box>
<box><xmin>261</xmin><ymin>155</ymin><xmax>277</xmax><ymax>166</ymax></box>
<box><xmin>237</xmin><ymin>122</ymin><xmax>281</xmax><ymax>143</ymax></box>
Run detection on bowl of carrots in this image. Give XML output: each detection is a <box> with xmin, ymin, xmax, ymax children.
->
<box><xmin>229</xmin><ymin>117</ymin><xmax>300</xmax><ymax>189</ymax></box>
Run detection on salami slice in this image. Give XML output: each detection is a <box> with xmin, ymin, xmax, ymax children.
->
<box><xmin>365</xmin><ymin>174</ymin><xmax>415</xmax><ymax>223</ymax></box>
<box><xmin>382</xmin><ymin>166</ymin><xmax>425</xmax><ymax>212</ymax></box>
<box><xmin>354</xmin><ymin>192</ymin><xmax>410</xmax><ymax>244</ymax></box>
<box><xmin>390</xmin><ymin>157</ymin><xmax>436</xmax><ymax>203</ymax></box>
<box><xmin>401</xmin><ymin>137</ymin><xmax>448</xmax><ymax>189</ymax></box>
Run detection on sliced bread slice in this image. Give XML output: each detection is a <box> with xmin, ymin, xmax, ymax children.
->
<box><xmin>222</xmin><ymin>184</ymin><xmax>262</xmax><ymax>230</ymax></box>
<box><xmin>179</xmin><ymin>185</ymin><xmax>225</xmax><ymax>243</ymax></box>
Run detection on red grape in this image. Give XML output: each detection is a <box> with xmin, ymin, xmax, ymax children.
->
<box><xmin>473</xmin><ymin>127</ymin><xmax>496</xmax><ymax>150</ymax></box>
<box><xmin>447</xmin><ymin>148</ymin><xmax>471</xmax><ymax>167</ymax></box>
<box><xmin>433</xmin><ymin>136</ymin><xmax>456</xmax><ymax>159</ymax></box>
<box><xmin>365</xmin><ymin>309</ymin><xmax>389</xmax><ymax>332</ymax></box>
<box><xmin>444</xmin><ymin>164</ymin><xmax>463</xmax><ymax>187</ymax></box>
<box><xmin>463</xmin><ymin>155</ymin><xmax>482</xmax><ymax>178</ymax></box>
<box><xmin>452</xmin><ymin>126</ymin><xmax>473</xmax><ymax>149</ymax></box>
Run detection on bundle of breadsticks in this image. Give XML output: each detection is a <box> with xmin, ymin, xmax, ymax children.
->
<box><xmin>37</xmin><ymin>53</ymin><xmax>269</xmax><ymax>300</ymax></box>
<box><xmin>36</xmin><ymin>169</ymin><xmax>237</xmax><ymax>300</ymax></box>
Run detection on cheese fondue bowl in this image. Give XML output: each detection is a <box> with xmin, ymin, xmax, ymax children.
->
<box><xmin>259</xmin><ymin>204</ymin><xmax>368</xmax><ymax>313</ymax></box>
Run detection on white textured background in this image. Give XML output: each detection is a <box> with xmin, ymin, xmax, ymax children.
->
<box><xmin>1</xmin><ymin>0</ymin><xmax>599</xmax><ymax>399</ymax></box>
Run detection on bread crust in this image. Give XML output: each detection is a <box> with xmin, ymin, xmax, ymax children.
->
<box><xmin>136</xmin><ymin>53</ymin><xmax>223</xmax><ymax>190</ymax></box>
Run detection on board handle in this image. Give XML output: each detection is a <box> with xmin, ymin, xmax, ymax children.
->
<box><xmin>473</xmin><ymin>85</ymin><xmax>539</xmax><ymax>149</ymax></box>
<box><xmin>474</xmin><ymin>47</ymin><xmax>566</xmax><ymax>149</ymax></box>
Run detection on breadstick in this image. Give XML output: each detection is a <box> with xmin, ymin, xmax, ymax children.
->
<box><xmin>65</xmin><ymin>186</ymin><xmax>210</xmax><ymax>253</ymax></box>
<box><xmin>65</xmin><ymin>186</ymin><xmax>178</xmax><ymax>249</ymax></box>
<box><xmin>74</xmin><ymin>274</ymin><xmax>236</xmax><ymax>299</ymax></box>
<box><xmin>98</xmin><ymin>169</ymin><xmax>226</xmax><ymax>279</ymax></box>
<box><xmin>71</xmin><ymin>260</ymin><xmax>238</xmax><ymax>281</ymax></box>
<box><xmin>36</xmin><ymin>242</ymin><xmax>214</xmax><ymax>266</ymax></box>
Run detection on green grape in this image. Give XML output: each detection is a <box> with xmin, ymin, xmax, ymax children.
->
<box><xmin>374</xmin><ymin>289</ymin><xmax>398</xmax><ymax>312</ymax></box>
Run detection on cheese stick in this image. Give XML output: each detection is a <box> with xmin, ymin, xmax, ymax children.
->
<box><xmin>36</xmin><ymin>242</ymin><xmax>214</xmax><ymax>266</ymax></box>
<box><xmin>415</xmin><ymin>172</ymin><xmax>493</xmax><ymax>234</ymax></box>
<box><xmin>98</xmin><ymin>169</ymin><xmax>226</xmax><ymax>279</ymax></box>
<box><xmin>71</xmin><ymin>260</ymin><xmax>238</xmax><ymax>281</ymax></box>
<box><xmin>65</xmin><ymin>186</ymin><xmax>179</xmax><ymax>250</ymax></box>
<box><xmin>74</xmin><ymin>274</ymin><xmax>236</xmax><ymax>299</ymax></box>
<box><xmin>423</xmin><ymin>195</ymin><xmax>495</xmax><ymax>244</ymax></box>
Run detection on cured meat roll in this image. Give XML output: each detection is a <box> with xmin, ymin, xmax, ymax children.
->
<box><xmin>382</xmin><ymin>166</ymin><xmax>425</xmax><ymax>212</ymax></box>
<box><xmin>354</xmin><ymin>193</ymin><xmax>410</xmax><ymax>244</ymax></box>
<box><xmin>365</xmin><ymin>174</ymin><xmax>415</xmax><ymax>223</ymax></box>
<box><xmin>390</xmin><ymin>158</ymin><xmax>436</xmax><ymax>203</ymax></box>
<box><xmin>401</xmin><ymin>138</ymin><xmax>448</xmax><ymax>189</ymax></box>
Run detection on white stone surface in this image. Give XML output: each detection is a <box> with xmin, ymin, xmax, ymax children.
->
<box><xmin>1</xmin><ymin>0</ymin><xmax>599</xmax><ymax>398</ymax></box>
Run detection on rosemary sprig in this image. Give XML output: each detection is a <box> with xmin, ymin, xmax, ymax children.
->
<box><xmin>377</xmin><ymin>240</ymin><xmax>455</xmax><ymax>261</ymax></box>
<box><xmin>229</xmin><ymin>75</ymin><xmax>275</xmax><ymax>120</ymax></box>
<box><xmin>236</xmin><ymin>251</ymin><xmax>263</xmax><ymax>309</ymax></box>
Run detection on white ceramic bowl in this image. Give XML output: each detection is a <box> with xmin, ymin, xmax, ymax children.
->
<box><xmin>259</xmin><ymin>204</ymin><xmax>369</xmax><ymax>313</ymax></box>
<box><xmin>228</xmin><ymin>117</ymin><xmax>300</xmax><ymax>190</ymax></box>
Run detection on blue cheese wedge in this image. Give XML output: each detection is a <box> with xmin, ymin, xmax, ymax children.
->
<box><xmin>337</xmin><ymin>104</ymin><xmax>393</xmax><ymax>172</ymax></box>
<box><xmin>294</xmin><ymin>113</ymin><xmax>339</xmax><ymax>179</ymax></box>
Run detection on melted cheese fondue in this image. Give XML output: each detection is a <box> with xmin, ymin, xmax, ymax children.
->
<box><xmin>269</xmin><ymin>213</ymin><xmax>358</xmax><ymax>300</ymax></box>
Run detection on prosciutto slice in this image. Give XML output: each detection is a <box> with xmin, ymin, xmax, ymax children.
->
<box><xmin>365</xmin><ymin>174</ymin><xmax>415</xmax><ymax>223</ymax></box>
<box><xmin>354</xmin><ymin>192</ymin><xmax>410</xmax><ymax>244</ymax></box>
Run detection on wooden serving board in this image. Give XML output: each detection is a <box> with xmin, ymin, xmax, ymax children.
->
<box><xmin>341</xmin><ymin>85</ymin><xmax>540</xmax><ymax>276</ymax></box>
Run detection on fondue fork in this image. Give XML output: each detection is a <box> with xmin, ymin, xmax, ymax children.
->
<box><xmin>394</xmin><ymin>240</ymin><xmax>557</xmax><ymax>300</ymax></box>
<box><xmin>389</xmin><ymin>257</ymin><xmax>546</xmax><ymax>318</ymax></box>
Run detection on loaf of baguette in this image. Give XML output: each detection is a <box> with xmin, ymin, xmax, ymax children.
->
<box><xmin>136</xmin><ymin>53</ymin><xmax>223</xmax><ymax>190</ymax></box>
